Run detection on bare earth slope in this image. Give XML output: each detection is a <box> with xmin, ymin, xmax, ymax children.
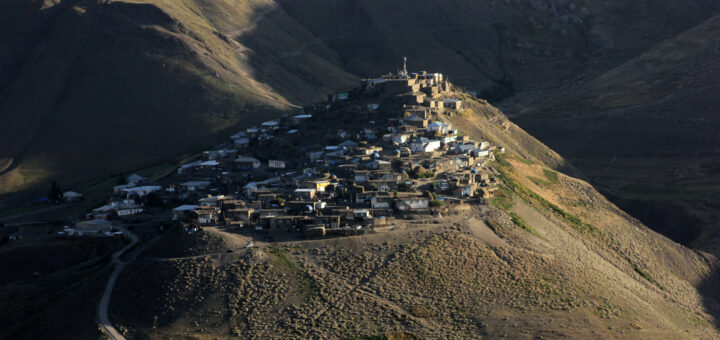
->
<box><xmin>110</xmin><ymin>98</ymin><xmax>720</xmax><ymax>339</ymax></box>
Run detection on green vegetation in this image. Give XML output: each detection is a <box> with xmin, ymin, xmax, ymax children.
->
<box><xmin>267</xmin><ymin>247</ymin><xmax>318</xmax><ymax>297</ymax></box>
<box><xmin>543</xmin><ymin>169</ymin><xmax>559</xmax><ymax>184</ymax></box>
<box><xmin>515</xmin><ymin>156</ymin><xmax>535</xmax><ymax>166</ymax></box>
<box><xmin>509</xmin><ymin>212</ymin><xmax>542</xmax><ymax>239</ymax></box>
<box><xmin>632</xmin><ymin>262</ymin><xmax>664</xmax><ymax>290</ymax></box>
<box><xmin>489</xmin><ymin>186</ymin><xmax>513</xmax><ymax>210</ymax></box>
<box><xmin>493</xmin><ymin>153</ymin><xmax>597</xmax><ymax>235</ymax></box>
<box><xmin>529</xmin><ymin>169</ymin><xmax>560</xmax><ymax>187</ymax></box>
<box><xmin>429</xmin><ymin>200</ymin><xmax>445</xmax><ymax>207</ymax></box>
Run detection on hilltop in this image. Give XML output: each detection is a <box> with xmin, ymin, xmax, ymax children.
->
<box><xmin>97</xmin><ymin>85</ymin><xmax>720</xmax><ymax>339</ymax></box>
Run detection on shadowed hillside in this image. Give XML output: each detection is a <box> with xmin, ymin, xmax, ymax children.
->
<box><xmin>506</xmin><ymin>14</ymin><xmax>720</xmax><ymax>253</ymax></box>
<box><xmin>1</xmin><ymin>0</ymin><xmax>717</xmax><ymax>200</ymax></box>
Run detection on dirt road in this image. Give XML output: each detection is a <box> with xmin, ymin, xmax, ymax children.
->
<box><xmin>97</xmin><ymin>226</ymin><xmax>138</xmax><ymax>340</ymax></box>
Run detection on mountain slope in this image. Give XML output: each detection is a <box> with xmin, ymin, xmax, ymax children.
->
<box><xmin>506</xmin><ymin>14</ymin><xmax>720</xmax><ymax>252</ymax></box>
<box><xmin>106</xmin><ymin>97</ymin><xmax>720</xmax><ymax>339</ymax></box>
<box><xmin>1</xmin><ymin>0</ymin><xmax>717</xmax><ymax>198</ymax></box>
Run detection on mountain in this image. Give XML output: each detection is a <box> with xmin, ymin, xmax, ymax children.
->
<box><xmin>505</xmin><ymin>14</ymin><xmax>720</xmax><ymax>252</ymax></box>
<box><xmin>1</xmin><ymin>0</ymin><xmax>717</xmax><ymax>199</ymax></box>
<box><xmin>99</xmin><ymin>95</ymin><xmax>720</xmax><ymax>339</ymax></box>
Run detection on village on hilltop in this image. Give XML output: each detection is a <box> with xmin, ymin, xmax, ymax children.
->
<box><xmin>59</xmin><ymin>60</ymin><xmax>502</xmax><ymax>239</ymax></box>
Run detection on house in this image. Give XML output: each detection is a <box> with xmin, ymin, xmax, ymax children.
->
<box><xmin>268</xmin><ymin>160</ymin><xmax>286</xmax><ymax>169</ymax></box>
<box><xmin>396</xmin><ymin>198</ymin><xmax>429</xmax><ymax>211</ymax></box>
<box><xmin>198</xmin><ymin>195</ymin><xmax>231</xmax><ymax>207</ymax></box>
<box><xmin>286</xmin><ymin>201</ymin><xmax>321</xmax><ymax>214</ymax></box>
<box><xmin>427</xmin><ymin>121</ymin><xmax>452</xmax><ymax>134</ymax></box>
<box><xmin>370</xmin><ymin>194</ymin><xmax>393</xmax><ymax>210</ymax></box>
<box><xmin>409</xmin><ymin>138</ymin><xmax>441</xmax><ymax>153</ymax></box>
<box><xmin>126</xmin><ymin>173</ymin><xmax>147</xmax><ymax>184</ymax></box>
<box><xmin>391</xmin><ymin>133</ymin><xmax>410</xmax><ymax>145</ymax></box>
<box><xmin>294</xmin><ymin>188</ymin><xmax>316</xmax><ymax>199</ymax></box>
<box><xmin>354</xmin><ymin>170</ymin><xmax>370</xmax><ymax>183</ymax></box>
<box><xmin>258</xmin><ymin>209</ymin><xmax>286</xmax><ymax>219</ymax></box>
<box><xmin>457</xmin><ymin>185</ymin><xmax>475</xmax><ymax>197</ymax></box>
<box><xmin>73</xmin><ymin>219</ymin><xmax>113</xmax><ymax>234</ymax></box>
<box><xmin>338</xmin><ymin>140</ymin><xmax>359</xmax><ymax>148</ymax></box>
<box><xmin>180</xmin><ymin>181</ymin><xmax>211</xmax><ymax>192</ymax></box>
<box><xmin>261</xmin><ymin>120</ymin><xmax>280</xmax><ymax>130</ymax></box>
<box><xmin>226</xmin><ymin>208</ymin><xmax>254</xmax><ymax>224</ymax></box>
<box><xmin>196</xmin><ymin>207</ymin><xmax>219</xmax><ymax>225</ymax></box>
<box><xmin>443</xmin><ymin>99</ymin><xmax>463</xmax><ymax>109</ymax></box>
<box><xmin>367</xmin><ymin>160</ymin><xmax>391</xmax><ymax>170</ymax></box>
<box><xmin>353</xmin><ymin>209</ymin><xmax>373</xmax><ymax>220</ymax></box>
<box><xmin>235</xmin><ymin>156</ymin><xmax>262</xmax><ymax>169</ymax></box>
<box><xmin>88</xmin><ymin>204</ymin><xmax>116</xmax><ymax>220</ymax></box>
<box><xmin>121</xmin><ymin>186</ymin><xmax>163</xmax><ymax>198</ymax></box>
<box><xmin>203</xmin><ymin>149</ymin><xmax>238</xmax><ymax>160</ymax></box>
<box><xmin>172</xmin><ymin>205</ymin><xmax>198</xmax><ymax>220</ymax></box>
<box><xmin>116</xmin><ymin>203</ymin><xmax>144</xmax><ymax>216</ymax></box>
<box><xmin>177</xmin><ymin>161</ymin><xmax>202</xmax><ymax>175</ymax></box>
<box><xmin>404</xmin><ymin>114</ymin><xmax>428</xmax><ymax>128</ymax></box>
<box><xmin>197</xmin><ymin>160</ymin><xmax>220</xmax><ymax>168</ymax></box>
<box><xmin>62</xmin><ymin>191</ymin><xmax>84</xmax><ymax>202</ymax></box>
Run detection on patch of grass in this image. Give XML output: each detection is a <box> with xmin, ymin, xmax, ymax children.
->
<box><xmin>514</xmin><ymin>156</ymin><xmax>534</xmax><ymax>165</ymax></box>
<box><xmin>267</xmin><ymin>247</ymin><xmax>318</xmax><ymax>297</ymax></box>
<box><xmin>429</xmin><ymin>200</ymin><xmax>445</xmax><ymax>207</ymax></box>
<box><xmin>489</xmin><ymin>186</ymin><xmax>514</xmax><ymax>210</ymax></box>
<box><xmin>543</xmin><ymin>169</ymin><xmax>559</xmax><ymax>184</ymax></box>
<box><xmin>493</xmin><ymin>154</ymin><xmax>597</xmax><ymax>235</ymax></box>
<box><xmin>267</xmin><ymin>247</ymin><xmax>296</xmax><ymax>269</ymax></box>
<box><xmin>527</xmin><ymin>169</ymin><xmax>558</xmax><ymax>188</ymax></box>
<box><xmin>632</xmin><ymin>263</ymin><xmax>664</xmax><ymax>290</ymax></box>
<box><xmin>508</xmin><ymin>212</ymin><xmax>542</xmax><ymax>239</ymax></box>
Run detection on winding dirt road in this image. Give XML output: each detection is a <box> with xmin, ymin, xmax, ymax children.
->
<box><xmin>97</xmin><ymin>226</ymin><xmax>138</xmax><ymax>340</ymax></box>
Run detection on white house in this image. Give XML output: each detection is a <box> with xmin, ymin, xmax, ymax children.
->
<box><xmin>391</xmin><ymin>133</ymin><xmax>410</xmax><ymax>144</ymax></box>
<box><xmin>62</xmin><ymin>191</ymin><xmax>84</xmax><ymax>202</ymax></box>
<box><xmin>438</xmin><ymin>135</ymin><xmax>458</xmax><ymax>145</ymax></box>
<box><xmin>396</xmin><ymin>198</ymin><xmax>429</xmax><ymax>211</ymax></box>
<box><xmin>410</xmin><ymin>138</ymin><xmax>441</xmax><ymax>153</ymax></box>
<box><xmin>428</xmin><ymin>121</ymin><xmax>452</xmax><ymax>134</ymax></box>
<box><xmin>268</xmin><ymin>160</ymin><xmax>286</xmax><ymax>169</ymax></box>
<box><xmin>121</xmin><ymin>186</ymin><xmax>163</xmax><ymax>197</ymax></box>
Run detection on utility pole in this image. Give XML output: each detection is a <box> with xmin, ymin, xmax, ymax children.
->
<box><xmin>152</xmin><ymin>315</ymin><xmax>158</xmax><ymax>338</ymax></box>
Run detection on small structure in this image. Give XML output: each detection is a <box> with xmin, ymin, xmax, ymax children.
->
<box><xmin>268</xmin><ymin>160</ymin><xmax>286</xmax><ymax>169</ymax></box>
<box><xmin>62</xmin><ymin>191</ymin><xmax>84</xmax><ymax>202</ymax></box>
<box><xmin>294</xmin><ymin>188</ymin><xmax>317</xmax><ymax>200</ymax></box>
<box><xmin>396</xmin><ymin>198</ymin><xmax>429</xmax><ymax>211</ymax></box>
<box><xmin>235</xmin><ymin>156</ymin><xmax>262</xmax><ymax>169</ymax></box>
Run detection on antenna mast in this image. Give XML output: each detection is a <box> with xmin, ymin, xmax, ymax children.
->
<box><xmin>402</xmin><ymin>56</ymin><xmax>408</xmax><ymax>77</ymax></box>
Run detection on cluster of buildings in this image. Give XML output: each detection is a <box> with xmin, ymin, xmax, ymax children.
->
<box><xmin>160</xmin><ymin>63</ymin><xmax>500</xmax><ymax>238</ymax></box>
<box><xmin>75</xmin><ymin>62</ymin><xmax>502</xmax><ymax>239</ymax></box>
